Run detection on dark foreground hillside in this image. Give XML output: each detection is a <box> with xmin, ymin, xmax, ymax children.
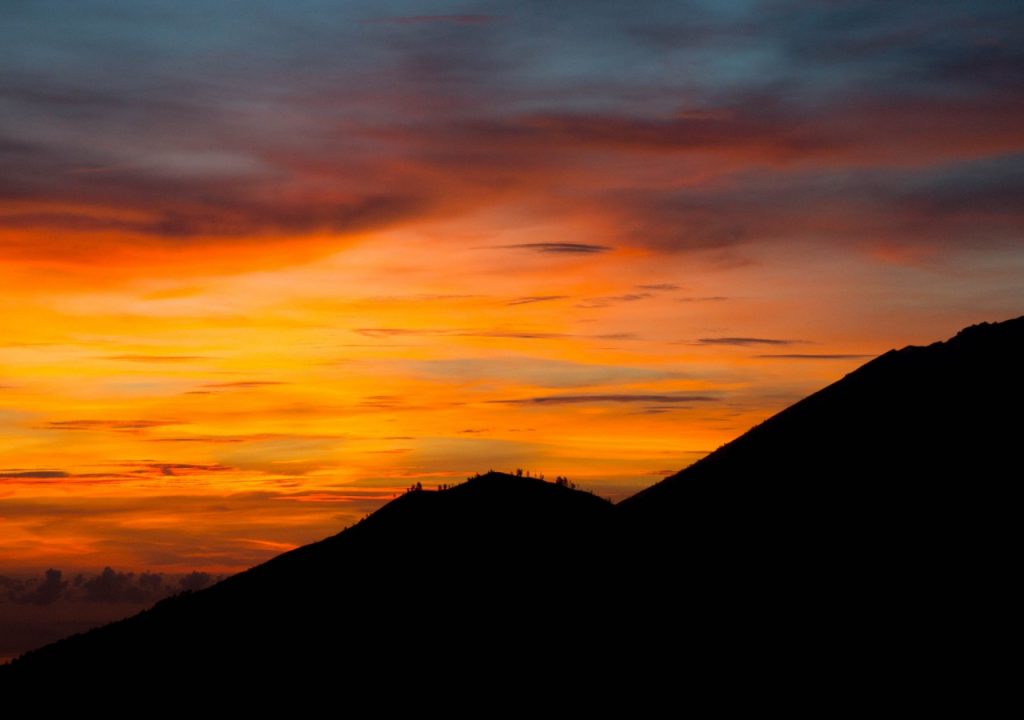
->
<box><xmin>4</xmin><ymin>316</ymin><xmax>1021</xmax><ymax>692</ymax></box>
<box><xmin>5</xmin><ymin>474</ymin><xmax>618</xmax><ymax>681</ymax></box>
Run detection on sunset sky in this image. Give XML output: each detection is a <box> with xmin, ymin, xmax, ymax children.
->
<box><xmin>2</xmin><ymin>0</ymin><xmax>1023</xmax><ymax>578</ymax></box>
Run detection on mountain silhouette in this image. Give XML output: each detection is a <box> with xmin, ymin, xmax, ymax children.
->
<box><xmin>616</xmin><ymin>316</ymin><xmax>1022</xmax><ymax>672</ymax></box>
<box><xmin>3</xmin><ymin>474</ymin><xmax>618</xmax><ymax>684</ymax></box>
<box><xmin>625</xmin><ymin>316</ymin><xmax>1023</xmax><ymax>515</ymax></box>
<box><xmin>623</xmin><ymin>316</ymin><xmax>1022</xmax><ymax>548</ymax></box>
<box><xmin>3</xmin><ymin>317</ymin><xmax>1021</xmax><ymax>691</ymax></box>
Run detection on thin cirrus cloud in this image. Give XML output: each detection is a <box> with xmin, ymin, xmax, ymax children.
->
<box><xmin>756</xmin><ymin>354</ymin><xmax>874</xmax><ymax>360</ymax></box>
<box><xmin>116</xmin><ymin>462</ymin><xmax>234</xmax><ymax>476</ymax></box>
<box><xmin>0</xmin><ymin>470</ymin><xmax>70</xmax><ymax>480</ymax></box>
<box><xmin>494</xmin><ymin>393</ymin><xmax>718</xmax><ymax>406</ymax></box>
<box><xmin>150</xmin><ymin>433</ymin><xmax>290</xmax><ymax>444</ymax></box>
<box><xmin>697</xmin><ymin>337</ymin><xmax>803</xmax><ymax>347</ymax></box>
<box><xmin>36</xmin><ymin>420</ymin><xmax>180</xmax><ymax>432</ymax></box>
<box><xmin>0</xmin><ymin>469</ymin><xmax>162</xmax><ymax>484</ymax></box>
<box><xmin>635</xmin><ymin>284</ymin><xmax>679</xmax><ymax>291</ymax></box>
<box><xmin>354</xmin><ymin>327</ymin><xmax>636</xmax><ymax>341</ymax></box>
<box><xmin>496</xmin><ymin>243</ymin><xmax>612</xmax><ymax>254</ymax></box>
<box><xmin>507</xmin><ymin>295</ymin><xmax>568</xmax><ymax>306</ymax></box>
<box><xmin>577</xmin><ymin>293</ymin><xmax>652</xmax><ymax>308</ymax></box>
<box><xmin>404</xmin><ymin>357</ymin><xmax>684</xmax><ymax>388</ymax></box>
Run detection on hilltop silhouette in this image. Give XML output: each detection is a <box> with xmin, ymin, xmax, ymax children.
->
<box><xmin>3</xmin><ymin>316</ymin><xmax>1021</xmax><ymax>691</ymax></box>
<box><xmin>4</xmin><ymin>473</ymin><xmax>617</xmax><ymax>683</ymax></box>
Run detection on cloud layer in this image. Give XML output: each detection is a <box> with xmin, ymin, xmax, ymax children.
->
<box><xmin>6</xmin><ymin>567</ymin><xmax>217</xmax><ymax>606</ymax></box>
<box><xmin>0</xmin><ymin>1</ymin><xmax>1020</xmax><ymax>265</ymax></box>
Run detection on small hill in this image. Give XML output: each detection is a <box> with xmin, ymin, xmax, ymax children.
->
<box><xmin>4</xmin><ymin>473</ymin><xmax>614</xmax><ymax>679</ymax></box>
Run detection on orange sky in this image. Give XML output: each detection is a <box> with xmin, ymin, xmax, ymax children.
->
<box><xmin>3</xmin><ymin>223</ymin><xmax>1020</xmax><ymax>573</ymax></box>
<box><xmin>2</xmin><ymin>1</ymin><xmax>1024</xmax><ymax>575</ymax></box>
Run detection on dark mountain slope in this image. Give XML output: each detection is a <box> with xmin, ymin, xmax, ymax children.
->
<box><xmin>623</xmin><ymin>316</ymin><xmax>1022</xmax><ymax>516</ymax></box>
<box><xmin>618</xmin><ymin>316</ymin><xmax>1023</xmax><ymax>595</ymax></box>
<box><xmin>606</xmin><ymin>317</ymin><xmax>1023</xmax><ymax>685</ymax></box>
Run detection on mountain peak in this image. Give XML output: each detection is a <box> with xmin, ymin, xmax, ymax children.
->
<box><xmin>953</xmin><ymin>314</ymin><xmax>1024</xmax><ymax>337</ymax></box>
